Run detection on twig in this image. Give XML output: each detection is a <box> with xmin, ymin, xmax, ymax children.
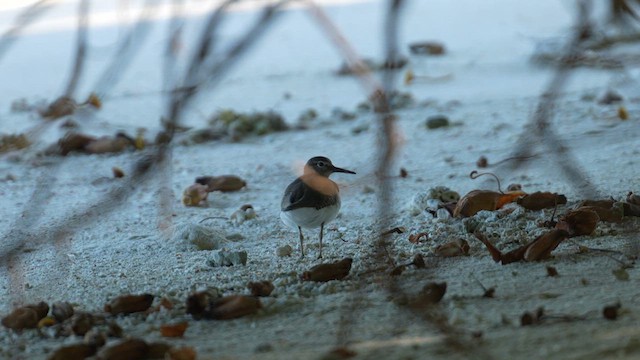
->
<box><xmin>0</xmin><ymin>0</ymin><xmax>55</xmax><ymax>61</ymax></box>
<box><xmin>64</xmin><ymin>0</ymin><xmax>90</xmax><ymax>97</ymax></box>
<box><xmin>505</xmin><ymin>1</ymin><xmax>601</xmax><ymax>199</ymax></box>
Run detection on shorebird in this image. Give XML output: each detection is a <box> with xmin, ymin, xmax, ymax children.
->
<box><xmin>280</xmin><ymin>156</ymin><xmax>356</xmax><ymax>258</ymax></box>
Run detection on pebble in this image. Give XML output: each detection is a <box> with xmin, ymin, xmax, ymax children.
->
<box><xmin>175</xmin><ymin>223</ymin><xmax>226</xmax><ymax>251</ymax></box>
<box><xmin>277</xmin><ymin>245</ymin><xmax>293</xmax><ymax>257</ymax></box>
<box><xmin>208</xmin><ymin>250</ymin><xmax>248</xmax><ymax>267</ymax></box>
<box><xmin>425</xmin><ymin>115</ymin><xmax>450</xmax><ymax>129</ymax></box>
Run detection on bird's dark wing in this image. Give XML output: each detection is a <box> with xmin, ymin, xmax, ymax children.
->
<box><xmin>281</xmin><ymin>178</ymin><xmax>306</xmax><ymax>211</ymax></box>
<box><xmin>281</xmin><ymin>177</ymin><xmax>338</xmax><ymax>211</ymax></box>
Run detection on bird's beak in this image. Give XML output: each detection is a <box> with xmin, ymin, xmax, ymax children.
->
<box><xmin>331</xmin><ymin>165</ymin><xmax>356</xmax><ymax>175</ymax></box>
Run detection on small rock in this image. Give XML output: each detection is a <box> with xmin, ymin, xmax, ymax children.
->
<box><xmin>209</xmin><ymin>250</ymin><xmax>248</xmax><ymax>267</ymax></box>
<box><xmin>409</xmin><ymin>41</ymin><xmax>446</xmax><ymax>55</ymax></box>
<box><xmin>247</xmin><ymin>281</ymin><xmax>275</xmax><ymax>297</ymax></box>
<box><xmin>598</xmin><ymin>90</ymin><xmax>623</xmax><ymax>105</ymax></box>
<box><xmin>277</xmin><ymin>245</ymin><xmax>293</xmax><ymax>257</ymax></box>
<box><xmin>230</xmin><ymin>204</ymin><xmax>257</xmax><ymax>226</ymax></box>
<box><xmin>425</xmin><ymin>115</ymin><xmax>450</xmax><ymax>129</ymax></box>
<box><xmin>52</xmin><ymin>302</ymin><xmax>75</xmax><ymax>323</ymax></box>
<box><xmin>175</xmin><ymin>223</ymin><xmax>226</xmax><ymax>250</ymax></box>
<box><xmin>105</xmin><ymin>294</ymin><xmax>154</xmax><ymax>315</ymax></box>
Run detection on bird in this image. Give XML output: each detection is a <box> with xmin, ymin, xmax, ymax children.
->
<box><xmin>280</xmin><ymin>156</ymin><xmax>356</xmax><ymax>258</ymax></box>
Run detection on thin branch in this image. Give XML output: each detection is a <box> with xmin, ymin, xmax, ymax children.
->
<box><xmin>64</xmin><ymin>0</ymin><xmax>90</xmax><ymax>97</ymax></box>
<box><xmin>0</xmin><ymin>0</ymin><xmax>55</xmax><ymax>61</ymax></box>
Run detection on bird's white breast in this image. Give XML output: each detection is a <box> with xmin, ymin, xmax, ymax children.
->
<box><xmin>280</xmin><ymin>200</ymin><xmax>341</xmax><ymax>229</ymax></box>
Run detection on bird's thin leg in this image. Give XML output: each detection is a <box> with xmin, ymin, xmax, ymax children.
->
<box><xmin>318</xmin><ymin>222</ymin><xmax>324</xmax><ymax>259</ymax></box>
<box><xmin>298</xmin><ymin>226</ymin><xmax>305</xmax><ymax>258</ymax></box>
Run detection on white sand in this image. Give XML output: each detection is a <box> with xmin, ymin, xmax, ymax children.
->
<box><xmin>1</xmin><ymin>1</ymin><xmax>640</xmax><ymax>359</ymax></box>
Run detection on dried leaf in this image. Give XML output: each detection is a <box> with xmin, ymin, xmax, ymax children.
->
<box><xmin>0</xmin><ymin>133</ymin><xmax>30</xmax><ymax>153</ymax></box>
<box><xmin>412</xmin><ymin>254</ymin><xmax>426</xmax><ymax>268</ymax></box>
<box><xmin>59</xmin><ymin>132</ymin><xmax>96</xmax><ymax>155</ymax></box>
<box><xmin>160</xmin><ymin>322</ymin><xmax>188</xmax><ymax>338</ymax></box>
<box><xmin>627</xmin><ymin>192</ymin><xmax>640</xmax><ymax>206</ymax></box>
<box><xmin>612</xmin><ymin>267</ymin><xmax>630</xmax><ymax>281</ymax></box>
<box><xmin>41</xmin><ymin>96</ymin><xmax>77</xmax><ymax>119</ymax></box>
<box><xmin>556</xmin><ymin>209</ymin><xmax>599</xmax><ymax>237</ymax></box>
<box><xmin>622</xmin><ymin>201</ymin><xmax>640</xmax><ymax>217</ymax></box>
<box><xmin>546</xmin><ymin>266</ymin><xmax>559</xmax><ymax>277</ymax></box>
<box><xmin>434</xmin><ymin>238</ymin><xmax>470</xmax><ymax>257</ymax></box>
<box><xmin>523</xmin><ymin>230</ymin><xmax>569</xmax><ymax>261</ymax></box>
<box><xmin>112</xmin><ymin>167</ymin><xmax>125</xmax><ymax>178</ymax></box>
<box><xmin>382</xmin><ymin>226</ymin><xmax>406</xmax><ymax>235</ymax></box>
<box><xmin>390</xmin><ymin>265</ymin><xmax>405</xmax><ymax>276</ymax></box>
<box><xmin>207</xmin><ymin>295</ymin><xmax>261</xmax><ymax>320</ymax></box>
<box><xmin>603</xmin><ymin>303</ymin><xmax>621</xmax><ymax>320</ymax></box>
<box><xmin>97</xmin><ymin>339</ymin><xmax>149</xmax><ymax>360</ymax></box>
<box><xmin>247</xmin><ymin>281</ymin><xmax>275</xmax><ymax>297</ymax></box>
<box><xmin>48</xmin><ymin>343</ymin><xmax>97</xmax><ymax>360</ymax></box>
<box><xmin>408</xmin><ymin>232</ymin><xmax>428</xmax><ymax>244</ymax></box>
<box><xmin>302</xmin><ymin>258</ymin><xmax>352</xmax><ymax>282</ymax></box>
<box><xmin>517</xmin><ymin>192</ymin><xmax>567</xmax><ymax>211</ymax></box>
<box><xmin>104</xmin><ymin>294</ymin><xmax>154</xmax><ymax>315</ymax></box>
<box><xmin>578</xmin><ymin>204</ymin><xmax>623</xmax><ymax>223</ymax></box>
<box><xmin>182</xmin><ymin>184</ymin><xmax>209</xmax><ymax>207</ymax></box>
<box><xmin>195</xmin><ymin>175</ymin><xmax>247</xmax><ymax>192</ymax></box>
<box><xmin>168</xmin><ymin>346</ymin><xmax>198</xmax><ymax>360</ymax></box>
<box><xmin>454</xmin><ymin>190</ymin><xmax>524</xmax><ymax>217</ymax></box>
<box><xmin>418</xmin><ymin>282</ymin><xmax>447</xmax><ymax>304</ymax></box>
<box><xmin>52</xmin><ymin>302</ymin><xmax>75</xmax><ymax>322</ymax></box>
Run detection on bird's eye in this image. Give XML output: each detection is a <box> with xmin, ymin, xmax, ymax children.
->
<box><xmin>317</xmin><ymin>161</ymin><xmax>325</xmax><ymax>167</ymax></box>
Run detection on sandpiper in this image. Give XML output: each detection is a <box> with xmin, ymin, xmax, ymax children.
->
<box><xmin>280</xmin><ymin>156</ymin><xmax>356</xmax><ymax>258</ymax></box>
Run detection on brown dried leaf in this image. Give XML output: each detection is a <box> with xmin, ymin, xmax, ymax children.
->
<box><xmin>382</xmin><ymin>226</ymin><xmax>406</xmax><ymax>235</ymax></box>
<box><xmin>182</xmin><ymin>183</ymin><xmax>209</xmax><ymax>207</ymax></box>
<box><xmin>556</xmin><ymin>209</ymin><xmax>599</xmax><ymax>237</ymax></box>
<box><xmin>412</xmin><ymin>254</ymin><xmax>426</xmax><ymax>268</ymax></box>
<box><xmin>247</xmin><ymin>280</ymin><xmax>275</xmax><ymax>297</ymax></box>
<box><xmin>476</xmin><ymin>155</ymin><xmax>488</xmax><ymax>168</ymax></box>
<box><xmin>97</xmin><ymin>339</ymin><xmax>149</xmax><ymax>360</ymax></box>
<box><xmin>517</xmin><ymin>192</ymin><xmax>567</xmax><ymax>211</ymax></box>
<box><xmin>52</xmin><ymin>302</ymin><xmax>75</xmax><ymax>322</ymax></box>
<box><xmin>85</xmin><ymin>93</ymin><xmax>102</xmax><ymax>109</ymax></box>
<box><xmin>577</xmin><ymin>199</ymin><xmax>615</xmax><ymax>209</ymax></box>
<box><xmin>474</xmin><ymin>232</ymin><xmax>504</xmax><ymax>263</ymax></box>
<box><xmin>71</xmin><ymin>313</ymin><xmax>97</xmax><ymax>336</ymax></box>
<box><xmin>302</xmin><ymin>258</ymin><xmax>352</xmax><ymax>282</ymax></box>
<box><xmin>603</xmin><ymin>303</ymin><xmax>621</xmax><ymax>320</ymax></box>
<box><xmin>186</xmin><ymin>290</ymin><xmax>220</xmax><ymax>319</ymax></box>
<box><xmin>408</xmin><ymin>232</ymin><xmax>428</xmax><ymax>244</ymax></box>
<box><xmin>168</xmin><ymin>346</ymin><xmax>198</xmax><ymax>360</ymax></box>
<box><xmin>195</xmin><ymin>175</ymin><xmax>247</xmax><ymax>192</ymax></box>
<box><xmin>390</xmin><ymin>265</ymin><xmax>405</xmax><ymax>276</ymax></box>
<box><xmin>160</xmin><ymin>321</ymin><xmax>189</xmax><ymax>338</ymax></box>
<box><xmin>523</xmin><ymin>230</ymin><xmax>569</xmax><ymax>261</ymax></box>
<box><xmin>112</xmin><ymin>167</ymin><xmax>125</xmax><ymax>178</ymax></box>
<box><xmin>419</xmin><ymin>282</ymin><xmax>447</xmax><ymax>304</ymax></box>
<box><xmin>38</xmin><ymin>316</ymin><xmax>56</xmax><ymax>328</ymax></box>
<box><xmin>59</xmin><ymin>132</ymin><xmax>96</xmax><ymax>155</ymax></box>
<box><xmin>84</xmin><ymin>136</ymin><xmax>131</xmax><ymax>154</ymax></box>
<box><xmin>434</xmin><ymin>238</ymin><xmax>470</xmax><ymax>257</ymax></box>
<box><xmin>104</xmin><ymin>294</ymin><xmax>154</xmax><ymax>315</ymax></box>
<box><xmin>1</xmin><ymin>307</ymin><xmax>39</xmax><ymax>330</ymax></box>
<box><xmin>0</xmin><ymin>133</ymin><xmax>30</xmax><ymax>153</ymax></box>
<box><xmin>41</xmin><ymin>96</ymin><xmax>77</xmax><ymax>119</ymax></box>
<box><xmin>627</xmin><ymin>192</ymin><xmax>640</xmax><ymax>206</ymax></box>
<box><xmin>208</xmin><ymin>295</ymin><xmax>262</xmax><ymax>320</ymax></box>
<box><xmin>454</xmin><ymin>189</ymin><xmax>524</xmax><ymax>217</ymax></box>
<box><xmin>622</xmin><ymin>202</ymin><xmax>640</xmax><ymax>217</ymax></box>
<box><xmin>48</xmin><ymin>343</ymin><xmax>97</xmax><ymax>360</ymax></box>
<box><xmin>579</xmin><ymin>204</ymin><xmax>623</xmax><ymax>223</ymax></box>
